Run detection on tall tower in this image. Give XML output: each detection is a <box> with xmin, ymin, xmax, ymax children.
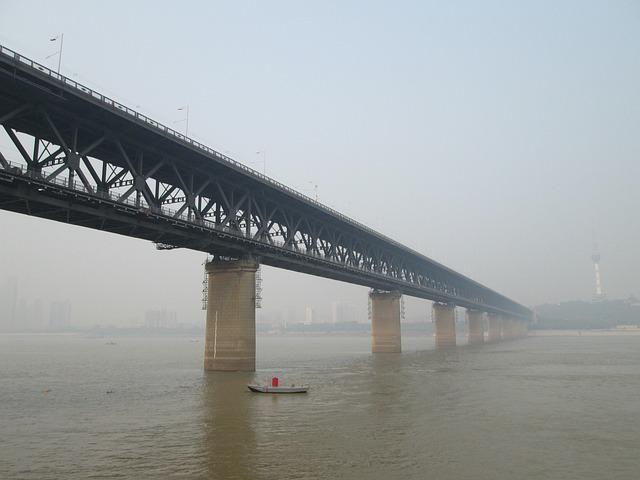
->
<box><xmin>591</xmin><ymin>244</ymin><xmax>605</xmax><ymax>302</ymax></box>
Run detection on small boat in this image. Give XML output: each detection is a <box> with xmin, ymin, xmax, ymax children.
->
<box><xmin>248</xmin><ymin>377</ymin><xmax>309</xmax><ymax>394</ymax></box>
<box><xmin>248</xmin><ymin>384</ymin><xmax>309</xmax><ymax>394</ymax></box>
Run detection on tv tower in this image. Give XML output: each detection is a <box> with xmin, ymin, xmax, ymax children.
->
<box><xmin>591</xmin><ymin>243</ymin><xmax>605</xmax><ymax>302</ymax></box>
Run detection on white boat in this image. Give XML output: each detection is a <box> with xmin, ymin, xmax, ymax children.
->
<box><xmin>248</xmin><ymin>384</ymin><xmax>309</xmax><ymax>394</ymax></box>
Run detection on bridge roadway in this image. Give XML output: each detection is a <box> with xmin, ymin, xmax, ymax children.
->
<box><xmin>0</xmin><ymin>45</ymin><xmax>531</xmax><ymax>370</ymax></box>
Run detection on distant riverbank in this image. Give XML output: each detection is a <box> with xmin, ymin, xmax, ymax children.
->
<box><xmin>529</xmin><ymin>328</ymin><xmax>640</xmax><ymax>336</ymax></box>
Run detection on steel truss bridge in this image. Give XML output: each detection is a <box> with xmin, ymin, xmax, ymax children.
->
<box><xmin>0</xmin><ymin>45</ymin><xmax>530</xmax><ymax>319</ymax></box>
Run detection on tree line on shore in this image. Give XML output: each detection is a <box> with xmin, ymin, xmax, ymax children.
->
<box><xmin>533</xmin><ymin>298</ymin><xmax>640</xmax><ymax>329</ymax></box>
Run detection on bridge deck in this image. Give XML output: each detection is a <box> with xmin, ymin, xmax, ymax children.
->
<box><xmin>0</xmin><ymin>44</ymin><xmax>530</xmax><ymax>318</ymax></box>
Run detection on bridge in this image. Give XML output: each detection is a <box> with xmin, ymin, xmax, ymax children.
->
<box><xmin>0</xmin><ymin>44</ymin><xmax>530</xmax><ymax>370</ymax></box>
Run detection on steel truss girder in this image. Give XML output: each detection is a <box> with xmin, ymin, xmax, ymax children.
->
<box><xmin>0</xmin><ymin>95</ymin><xmax>530</xmax><ymax>319</ymax></box>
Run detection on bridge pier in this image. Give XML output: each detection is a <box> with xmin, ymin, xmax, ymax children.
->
<box><xmin>506</xmin><ymin>318</ymin><xmax>518</xmax><ymax>340</ymax></box>
<box><xmin>433</xmin><ymin>303</ymin><xmax>456</xmax><ymax>347</ymax></box>
<box><xmin>467</xmin><ymin>310</ymin><xmax>485</xmax><ymax>345</ymax></box>
<box><xmin>204</xmin><ymin>257</ymin><xmax>259</xmax><ymax>371</ymax></box>
<box><xmin>515</xmin><ymin>319</ymin><xmax>528</xmax><ymax>338</ymax></box>
<box><xmin>501</xmin><ymin>317</ymin><xmax>511</xmax><ymax>340</ymax></box>
<box><xmin>369</xmin><ymin>290</ymin><xmax>402</xmax><ymax>353</ymax></box>
<box><xmin>487</xmin><ymin>313</ymin><xmax>502</xmax><ymax>343</ymax></box>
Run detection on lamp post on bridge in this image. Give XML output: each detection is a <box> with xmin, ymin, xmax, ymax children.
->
<box><xmin>176</xmin><ymin>105</ymin><xmax>189</xmax><ymax>136</ymax></box>
<box><xmin>48</xmin><ymin>33</ymin><xmax>64</xmax><ymax>74</ymax></box>
<box><xmin>308</xmin><ymin>181</ymin><xmax>318</xmax><ymax>202</ymax></box>
<box><xmin>255</xmin><ymin>150</ymin><xmax>266</xmax><ymax>175</ymax></box>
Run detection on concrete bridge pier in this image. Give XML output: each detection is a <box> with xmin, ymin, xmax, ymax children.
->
<box><xmin>510</xmin><ymin>318</ymin><xmax>521</xmax><ymax>339</ymax></box>
<box><xmin>516</xmin><ymin>320</ymin><xmax>528</xmax><ymax>338</ymax></box>
<box><xmin>505</xmin><ymin>318</ymin><xmax>526</xmax><ymax>339</ymax></box>
<box><xmin>467</xmin><ymin>310</ymin><xmax>485</xmax><ymax>345</ymax></box>
<box><xmin>369</xmin><ymin>290</ymin><xmax>402</xmax><ymax>353</ymax></box>
<box><xmin>487</xmin><ymin>313</ymin><xmax>502</xmax><ymax>343</ymax></box>
<box><xmin>512</xmin><ymin>320</ymin><xmax>520</xmax><ymax>339</ymax></box>
<box><xmin>433</xmin><ymin>303</ymin><xmax>456</xmax><ymax>347</ymax></box>
<box><xmin>502</xmin><ymin>317</ymin><xmax>513</xmax><ymax>340</ymax></box>
<box><xmin>204</xmin><ymin>257</ymin><xmax>259</xmax><ymax>371</ymax></box>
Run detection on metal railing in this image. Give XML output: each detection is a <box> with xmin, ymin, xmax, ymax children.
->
<box><xmin>0</xmin><ymin>159</ymin><xmax>358</xmax><ymax>266</ymax></box>
<box><xmin>0</xmin><ymin>159</ymin><xmax>457</xmax><ymax>290</ymax></box>
<box><xmin>1</xmin><ymin>160</ymin><xmax>515</xmax><ymax>313</ymax></box>
<box><xmin>0</xmin><ymin>44</ymin><xmax>406</xmax><ymax>250</ymax></box>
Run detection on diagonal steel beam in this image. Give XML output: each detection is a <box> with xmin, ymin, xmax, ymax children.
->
<box><xmin>42</xmin><ymin>111</ymin><xmax>71</xmax><ymax>153</ymax></box>
<box><xmin>0</xmin><ymin>103</ymin><xmax>32</xmax><ymax>125</ymax></box>
<box><xmin>81</xmin><ymin>156</ymin><xmax>101</xmax><ymax>185</ymax></box>
<box><xmin>78</xmin><ymin>135</ymin><xmax>105</xmax><ymax>157</ymax></box>
<box><xmin>37</xmin><ymin>147</ymin><xmax>64</xmax><ymax>167</ymax></box>
<box><xmin>74</xmin><ymin>166</ymin><xmax>94</xmax><ymax>193</ymax></box>
<box><xmin>3</xmin><ymin>127</ymin><xmax>33</xmax><ymax>166</ymax></box>
<box><xmin>117</xmin><ymin>185</ymin><xmax>137</xmax><ymax>203</ymax></box>
<box><xmin>0</xmin><ymin>149</ymin><xmax>8</xmax><ymax>169</ymax></box>
<box><xmin>45</xmin><ymin>163</ymin><xmax>68</xmax><ymax>182</ymax></box>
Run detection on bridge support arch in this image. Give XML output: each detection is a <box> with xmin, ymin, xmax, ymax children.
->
<box><xmin>204</xmin><ymin>257</ymin><xmax>259</xmax><ymax>371</ymax></box>
<box><xmin>466</xmin><ymin>310</ymin><xmax>485</xmax><ymax>345</ymax></box>
<box><xmin>433</xmin><ymin>303</ymin><xmax>456</xmax><ymax>347</ymax></box>
<box><xmin>369</xmin><ymin>290</ymin><xmax>402</xmax><ymax>353</ymax></box>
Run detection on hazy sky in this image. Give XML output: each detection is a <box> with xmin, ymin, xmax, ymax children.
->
<box><xmin>0</xmin><ymin>1</ymin><xmax>638</xmax><ymax>326</ymax></box>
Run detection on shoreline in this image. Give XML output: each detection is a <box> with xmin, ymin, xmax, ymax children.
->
<box><xmin>529</xmin><ymin>328</ymin><xmax>640</xmax><ymax>336</ymax></box>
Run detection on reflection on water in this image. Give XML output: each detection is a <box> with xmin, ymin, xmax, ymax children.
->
<box><xmin>201</xmin><ymin>373</ymin><xmax>255</xmax><ymax>480</ymax></box>
<box><xmin>1</xmin><ymin>334</ymin><xmax>640</xmax><ymax>479</ymax></box>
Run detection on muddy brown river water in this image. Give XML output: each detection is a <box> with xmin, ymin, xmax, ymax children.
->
<box><xmin>1</xmin><ymin>333</ymin><xmax>639</xmax><ymax>479</ymax></box>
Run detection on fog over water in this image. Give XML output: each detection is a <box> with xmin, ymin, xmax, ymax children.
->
<box><xmin>0</xmin><ymin>1</ymin><xmax>639</xmax><ymax>327</ymax></box>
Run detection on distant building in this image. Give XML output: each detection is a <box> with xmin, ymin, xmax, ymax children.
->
<box><xmin>331</xmin><ymin>302</ymin><xmax>357</xmax><ymax>324</ymax></box>
<box><xmin>591</xmin><ymin>244</ymin><xmax>606</xmax><ymax>302</ymax></box>
<box><xmin>32</xmin><ymin>299</ymin><xmax>44</xmax><ymax>330</ymax></box>
<box><xmin>0</xmin><ymin>277</ymin><xmax>18</xmax><ymax>331</ymax></box>
<box><xmin>533</xmin><ymin>299</ymin><xmax>640</xmax><ymax>329</ymax></box>
<box><xmin>304</xmin><ymin>306</ymin><xmax>314</xmax><ymax>325</ymax></box>
<box><xmin>144</xmin><ymin>308</ymin><xmax>178</xmax><ymax>328</ymax></box>
<box><xmin>15</xmin><ymin>298</ymin><xmax>28</xmax><ymax>327</ymax></box>
<box><xmin>49</xmin><ymin>301</ymin><xmax>71</xmax><ymax>329</ymax></box>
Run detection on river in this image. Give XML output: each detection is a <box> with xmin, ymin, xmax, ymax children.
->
<box><xmin>1</xmin><ymin>333</ymin><xmax>639</xmax><ymax>479</ymax></box>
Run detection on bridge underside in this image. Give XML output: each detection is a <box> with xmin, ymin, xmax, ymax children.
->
<box><xmin>0</xmin><ymin>43</ymin><xmax>530</xmax><ymax>320</ymax></box>
<box><xmin>0</xmin><ymin>170</ymin><xmax>488</xmax><ymax>308</ymax></box>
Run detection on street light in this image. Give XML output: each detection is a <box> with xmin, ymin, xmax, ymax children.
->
<box><xmin>255</xmin><ymin>150</ymin><xmax>266</xmax><ymax>175</ymax></box>
<box><xmin>308</xmin><ymin>181</ymin><xmax>318</xmax><ymax>201</ymax></box>
<box><xmin>176</xmin><ymin>105</ymin><xmax>189</xmax><ymax>136</ymax></box>
<box><xmin>48</xmin><ymin>33</ymin><xmax>64</xmax><ymax>74</ymax></box>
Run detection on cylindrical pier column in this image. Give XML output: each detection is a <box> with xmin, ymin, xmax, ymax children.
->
<box><xmin>369</xmin><ymin>290</ymin><xmax>402</xmax><ymax>353</ymax></box>
<box><xmin>204</xmin><ymin>257</ymin><xmax>259</xmax><ymax>371</ymax></box>
<box><xmin>515</xmin><ymin>320</ymin><xmax>528</xmax><ymax>338</ymax></box>
<box><xmin>502</xmin><ymin>317</ymin><xmax>512</xmax><ymax>340</ymax></box>
<box><xmin>433</xmin><ymin>303</ymin><xmax>456</xmax><ymax>347</ymax></box>
<box><xmin>487</xmin><ymin>313</ymin><xmax>502</xmax><ymax>343</ymax></box>
<box><xmin>508</xmin><ymin>318</ymin><xmax>518</xmax><ymax>339</ymax></box>
<box><xmin>467</xmin><ymin>310</ymin><xmax>485</xmax><ymax>345</ymax></box>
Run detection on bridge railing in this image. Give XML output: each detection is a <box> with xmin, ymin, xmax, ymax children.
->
<box><xmin>0</xmin><ymin>159</ymin><xmax>350</xmax><ymax>264</ymax></box>
<box><xmin>0</xmin><ymin>44</ymin><xmax>406</xmax><ymax>252</ymax></box>
<box><xmin>1</xmin><ymin>159</ymin><xmax>433</xmax><ymax>285</ymax></box>
<box><xmin>1</xmin><ymin>159</ymin><xmax>525</xmax><ymax>315</ymax></box>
